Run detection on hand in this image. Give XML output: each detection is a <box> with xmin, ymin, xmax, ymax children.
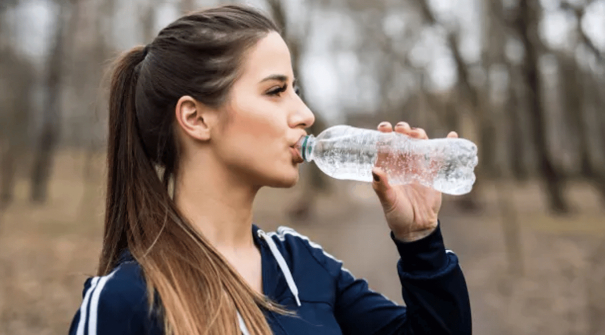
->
<box><xmin>371</xmin><ymin>122</ymin><xmax>459</xmax><ymax>242</ymax></box>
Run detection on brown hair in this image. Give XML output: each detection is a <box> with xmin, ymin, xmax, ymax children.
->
<box><xmin>99</xmin><ymin>5</ymin><xmax>285</xmax><ymax>335</ymax></box>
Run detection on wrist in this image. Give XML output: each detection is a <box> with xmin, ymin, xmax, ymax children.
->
<box><xmin>392</xmin><ymin>222</ymin><xmax>448</xmax><ymax>274</ymax></box>
<box><xmin>393</xmin><ymin>223</ymin><xmax>438</xmax><ymax>242</ymax></box>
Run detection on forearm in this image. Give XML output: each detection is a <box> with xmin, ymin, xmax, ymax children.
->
<box><xmin>393</xmin><ymin>222</ymin><xmax>472</xmax><ymax>334</ymax></box>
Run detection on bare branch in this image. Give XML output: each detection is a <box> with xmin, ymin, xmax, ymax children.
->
<box><xmin>560</xmin><ymin>1</ymin><xmax>603</xmax><ymax>63</ymax></box>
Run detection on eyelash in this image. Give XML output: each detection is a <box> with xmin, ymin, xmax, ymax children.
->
<box><xmin>267</xmin><ymin>84</ymin><xmax>301</xmax><ymax>97</ymax></box>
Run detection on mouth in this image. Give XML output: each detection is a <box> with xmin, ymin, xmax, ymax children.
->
<box><xmin>290</xmin><ymin>146</ymin><xmax>304</xmax><ymax>164</ymax></box>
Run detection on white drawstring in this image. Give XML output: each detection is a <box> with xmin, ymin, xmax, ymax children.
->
<box><xmin>258</xmin><ymin>230</ymin><xmax>302</xmax><ymax>307</ymax></box>
<box><xmin>237</xmin><ymin>311</ymin><xmax>251</xmax><ymax>335</ymax></box>
<box><xmin>237</xmin><ymin>229</ymin><xmax>301</xmax><ymax>334</ymax></box>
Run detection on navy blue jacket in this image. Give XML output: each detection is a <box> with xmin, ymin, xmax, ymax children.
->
<box><xmin>69</xmin><ymin>223</ymin><xmax>471</xmax><ymax>334</ymax></box>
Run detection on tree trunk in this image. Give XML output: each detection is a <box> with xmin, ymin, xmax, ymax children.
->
<box><xmin>580</xmin><ymin>72</ymin><xmax>605</xmax><ymax>204</ymax></box>
<box><xmin>516</xmin><ymin>0</ymin><xmax>570</xmax><ymax>213</ymax></box>
<box><xmin>0</xmin><ymin>144</ymin><xmax>15</xmax><ymax>208</ymax></box>
<box><xmin>181</xmin><ymin>0</ymin><xmax>195</xmax><ymax>13</ymax></box>
<box><xmin>0</xmin><ymin>6</ymin><xmax>11</xmax><ymax>208</ymax></box>
<box><xmin>0</xmin><ymin>5</ymin><xmax>34</xmax><ymax>208</ymax></box>
<box><xmin>507</xmin><ymin>66</ymin><xmax>529</xmax><ymax>181</ymax></box>
<box><xmin>142</xmin><ymin>3</ymin><xmax>155</xmax><ymax>43</ymax></box>
<box><xmin>30</xmin><ymin>0</ymin><xmax>69</xmax><ymax>203</ymax></box>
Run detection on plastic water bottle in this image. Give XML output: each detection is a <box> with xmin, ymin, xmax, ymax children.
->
<box><xmin>295</xmin><ymin>125</ymin><xmax>478</xmax><ymax>195</ymax></box>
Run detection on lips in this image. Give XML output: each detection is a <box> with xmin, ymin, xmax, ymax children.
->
<box><xmin>290</xmin><ymin>133</ymin><xmax>308</xmax><ymax>148</ymax></box>
<box><xmin>290</xmin><ymin>146</ymin><xmax>304</xmax><ymax>163</ymax></box>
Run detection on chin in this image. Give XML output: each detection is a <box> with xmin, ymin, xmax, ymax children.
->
<box><xmin>266</xmin><ymin>168</ymin><xmax>300</xmax><ymax>188</ymax></box>
<box><xmin>283</xmin><ymin>175</ymin><xmax>299</xmax><ymax>188</ymax></box>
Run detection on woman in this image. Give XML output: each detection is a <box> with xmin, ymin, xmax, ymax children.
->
<box><xmin>69</xmin><ymin>5</ymin><xmax>471</xmax><ymax>335</ymax></box>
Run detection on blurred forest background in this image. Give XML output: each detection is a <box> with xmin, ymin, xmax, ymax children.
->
<box><xmin>0</xmin><ymin>0</ymin><xmax>604</xmax><ymax>334</ymax></box>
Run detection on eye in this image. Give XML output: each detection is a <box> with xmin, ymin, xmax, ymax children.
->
<box><xmin>294</xmin><ymin>85</ymin><xmax>301</xmax><ymax>96</ymax></box>
<box><xmin>267</xmin><ymin>84</ymin><xmax>287</xmax><ymax>97</ymax></box>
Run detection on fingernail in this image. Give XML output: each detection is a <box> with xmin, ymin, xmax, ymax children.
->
<box><xmin>379</xmin><ymin>122</ymin><xmax>389</xmax><ymax>127</ymax></box>
<box><xmin>411</xmin><ymin>126</ymin><xmax>418</xmax><ymax>130</ymax></box>
<box><xmin>372</xmin><ymin>172</ymin><xmax>380</xmax><ymax>182</ymax></box>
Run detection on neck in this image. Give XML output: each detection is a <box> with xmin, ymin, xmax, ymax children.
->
<box><xmin>174</xmin><ymin>154</ymin><xmax>259</xmax><ymax>251</ymax></box>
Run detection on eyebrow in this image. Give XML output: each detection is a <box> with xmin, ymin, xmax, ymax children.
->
<box><xmin>260</xmin><ymin>74</ymin><xmax>298</xmax><ymax>86</ymax></box>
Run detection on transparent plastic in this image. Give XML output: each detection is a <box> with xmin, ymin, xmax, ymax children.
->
<box><xmin>296</xmin><ymin>125</ymin><xmax>479</xmax><ymax>195</ymax></box>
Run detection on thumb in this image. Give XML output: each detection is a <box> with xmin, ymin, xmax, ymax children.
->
<box><xmin>372</xmin><ymin>167</ymin><xmax>396</xmax><ymax>209</ymax></box>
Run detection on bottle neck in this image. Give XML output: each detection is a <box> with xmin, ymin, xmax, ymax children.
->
<box><xmin>301</xmin><ymin>135</ymin><xmax>315</xmax><ymax>162</ymax></box>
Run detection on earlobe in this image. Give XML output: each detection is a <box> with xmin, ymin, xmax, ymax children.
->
<box><xmin>174</xmin><ymin>95</ymin><xmax>213</xmax><ymax>141</ymax></box>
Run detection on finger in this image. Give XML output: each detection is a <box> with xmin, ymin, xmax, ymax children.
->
<box><xmin>447</xmin><ymin>131</ymin><xmax>458</xmax><ymax>138</ymax></box>
<box><xmin>409</xmin><ymin>127</ymin><xmax>428</xmax><ymax>139</ymax></box>
<box><xmin>375</xmin><ymin>122</ymin><xmax>393</xmax><ymax>168</ymax></box>
<box><xmin>377</xmin><ymin>122</ymin><xmax>393</xmax><ymax>133</ymax></box>
<box><xmin>371</xmin><ymin>167</ymin><xmax>397</xmax><ymax>209</ymax></box>
<box><xmin>394</xmin><ymin>121</ymin><xmax>411</xmax><ymax>134</ymax></box>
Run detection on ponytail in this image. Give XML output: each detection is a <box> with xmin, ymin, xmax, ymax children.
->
<box><xmin>100</xmin><ymin>46</ymin><xmax>148</xmax><ymax>274</ymax></box>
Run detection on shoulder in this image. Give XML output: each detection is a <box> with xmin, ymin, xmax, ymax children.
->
<box><xmin>69</xmin><ymin>261</ymin><xmax>158</xmax><ymax>335</ymax></box>
<box><xmin>262</xmin><ymin>226</ymin><xmax>345</xmax><ymax>277</ymax></box>
<box><xmin>95</xmin><ymin>261</ymin><xmax>149</xmax><ymax>312</ymax></box>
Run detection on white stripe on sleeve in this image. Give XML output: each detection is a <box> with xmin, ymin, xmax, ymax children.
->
<box><xmin>76</xmin><ymin>277</ymin><xmax>100</xmax><ymax>335</ymax></box>
<box><xmin>88</xmin><ymin>270</ymin><xmax>117</xmax><ymax>335</ymax></box>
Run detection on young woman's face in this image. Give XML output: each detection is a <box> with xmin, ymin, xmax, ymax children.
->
<box><xmin>212</xmin><ymin>32</ymin><xmax>315</xmax><ymax>188</ymax></box>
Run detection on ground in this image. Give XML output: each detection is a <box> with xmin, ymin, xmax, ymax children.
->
<box><xmin>0</xmin><ymin>151</ymin><xmax>604</xmax><ymax>334</ymax></box>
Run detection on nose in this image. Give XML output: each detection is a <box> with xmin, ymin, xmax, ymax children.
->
<box><xmin>289</xmin><ymin>95</ymin><xmax>315</xmax><ymax>129</ymax></box>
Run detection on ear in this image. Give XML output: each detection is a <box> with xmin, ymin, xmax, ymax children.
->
<box><xmin>174</xmin><ymin>95</ymin><xmax>217</xmax><ymax>142</ymax></box>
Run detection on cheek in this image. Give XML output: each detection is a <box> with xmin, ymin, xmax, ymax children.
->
<box><xmin>218</xmin><ymin>108</ymin><xmax>288</xmax><ymax>169</ymax></box>
<box><xmin>244</xmin><ymin>116</ymin><xmax>282</xmax><ymax>142</ymax></box>
<box><xmin>228</xmin><ymin>107</ymin><xmax>284</xmax><ymax>154</ymax></box>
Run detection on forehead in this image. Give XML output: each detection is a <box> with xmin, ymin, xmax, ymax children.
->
<box><xmin>240</xmin><ymin>32</ymin><xmax>293</xmax><ymax>81</ymax></box>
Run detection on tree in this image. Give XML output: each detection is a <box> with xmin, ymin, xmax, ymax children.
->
<box><xmin>413</xmin><ymin>0</ymin><xmax>488</xmax><ymax>211</ymax></box>
<box><xmin>181</xmin><ymin>0</ymin><xmax>195</xmax><ymax>13</ymax></box>
<box><xmin>30</xmin><ymin>0</ymin><xmax>73</xmax><ymax>203</ymax></box>
<box><xmin>515</xmin><ymin>0</ymin><xmax>570</xmax><ymax>213</ymax></box>
<box><xmin>0</xmin><ymin>2</ymin><xmax>35</xmax><ymax>209</ymax></box>
<box><xmin>559</xmin><ymin>1</ymin><xmax>605</xmax><ymax>205</ymax></box>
